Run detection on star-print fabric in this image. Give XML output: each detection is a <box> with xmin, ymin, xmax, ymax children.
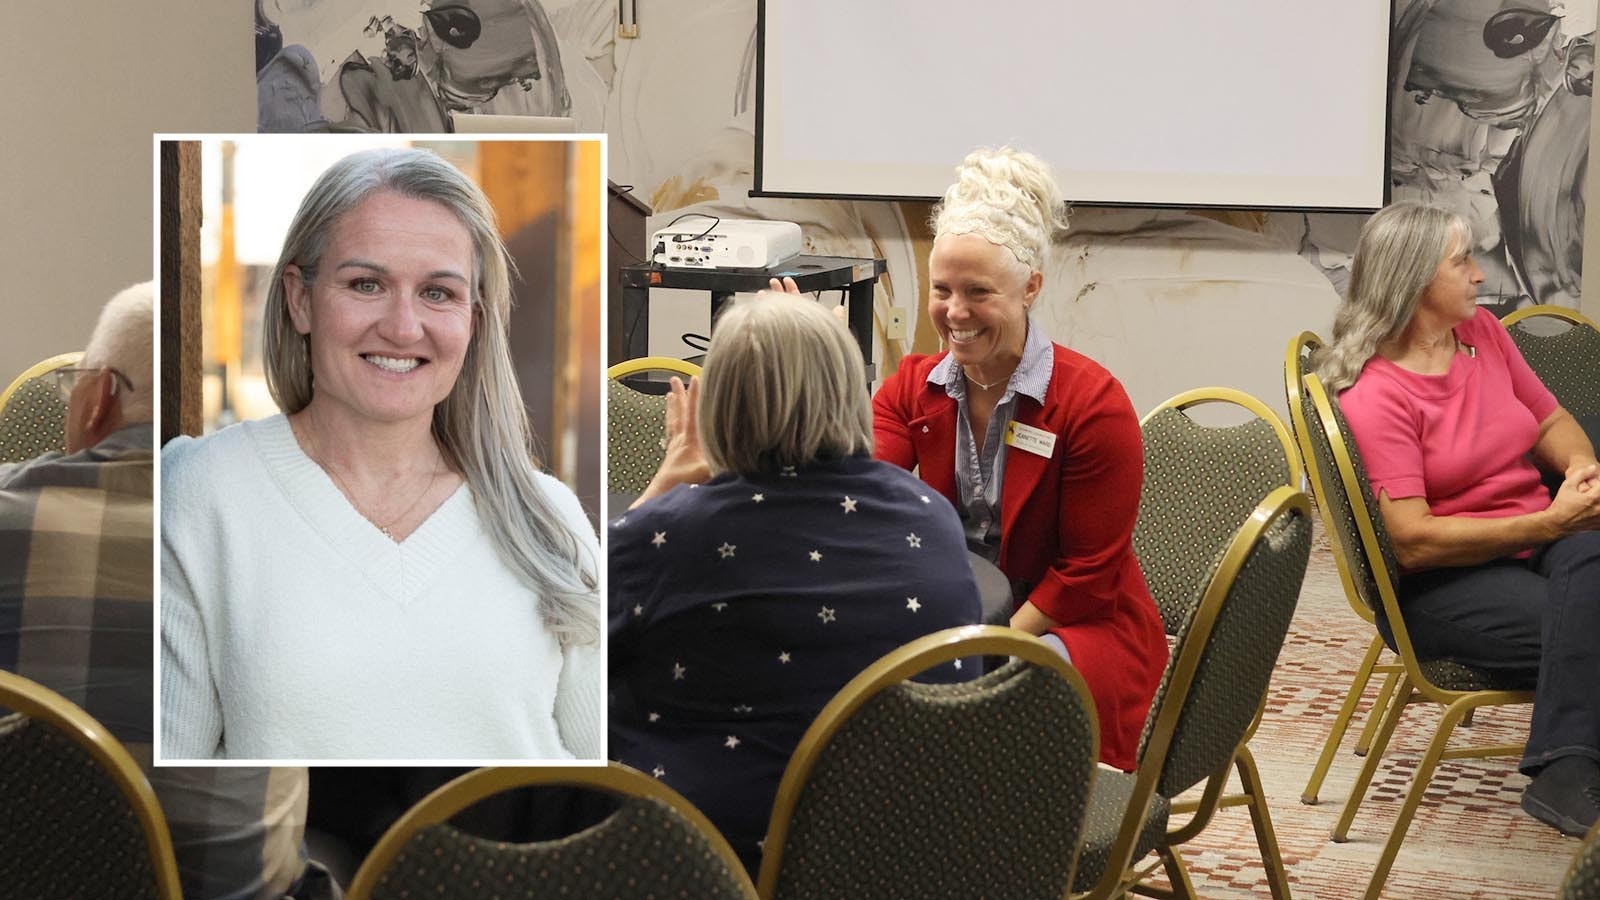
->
<box><xmin>608</xmin><ymin>454</ymin><xmax>982</xmax><ymax>874</ymax></box>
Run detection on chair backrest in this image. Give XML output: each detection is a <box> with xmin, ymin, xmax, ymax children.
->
<box><xmin>1145</xmin><ymin>486</ymin><xmax>1311</xmax><ymax>798</ymax></box>
<box><xmin>0</xmin><ymin>669</ymin><xmax>180</xmax><ymax>899</ymax></box>
<box><xmin>1136</xmin><ymin>387</ymin><xmax>1301</xmax><ymax>635</ymax></box>
<box><xmin>758</xmin><ymin>626</ymin><xmax>1099</xmax><ymax>900</ymax></box>
<box><xmin>348</xmin><ymin>763</ymin><xmax>758</xmax><ymax>900</ymax></box>
<box><xmin>1284</xmin><ymin>332</ymin><xmax>1375</xmax><ymax>626</ymax></box>
<box><xmin>1297</xmin><ymin>373</ymin><xmax>1461</xmax><ymax>671</ymax></box>
<box><xmin>605</xmin><ymin>356</ymin><xmax>701</xmax><ymax>497</ymax></box>
<box><xmin>1561</xmin><ymin>822</ymin><xmax>1600</xmax><ymax>900</ymax></box>
<box><xmin>1090</xmin><ymin>489</ymin><xmax>1311</xmax><ymax>895</ymax></box>
<box><xmin>0</xmin><ymin>353</ymin><xmax>81</xmax><ymax>464</ymax></box>
<box><xmin>1501</xmin><ymin>305</ymin><xmax>1600</xmax><ymax>417</ymax></box>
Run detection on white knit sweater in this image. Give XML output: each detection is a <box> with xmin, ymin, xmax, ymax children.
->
<box><xmin>159</xmin><ymin>414</ymin><xmax>602</xmax><ymax>761</ymax></box>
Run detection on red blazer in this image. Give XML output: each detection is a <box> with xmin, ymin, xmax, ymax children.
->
<box><xmin>873</xmin><ymin>344</ymin><xmax>1167</xmax><ymax>770</ymax></box>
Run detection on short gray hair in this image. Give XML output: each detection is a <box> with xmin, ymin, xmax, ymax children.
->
<box><xmin>931</xmin><ymin>146</ymin><xmax>1069</xmax><ymax>274</ymax></box>
<box><xmin>1316</xmin><ymin>201</ymin><xmax>1469</xmax><ymax>391</ymax></box>
<box><xmin>698</xmin><ymin>292</ymin><xmax>873</xmax><ymax>476</ymax></box>
<box><xmin>84</xmin><ymin>281</ymin><xmax>154</xmax><ymax>423</ymax></box>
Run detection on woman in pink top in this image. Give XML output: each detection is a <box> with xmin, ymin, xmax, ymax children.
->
<box><xmin>1318</xmin><ymin>201</ymin><xmax>1600</xmax><ymax>836</ymax></box>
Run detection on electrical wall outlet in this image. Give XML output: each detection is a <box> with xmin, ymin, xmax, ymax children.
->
<box><xmin>886</xmin><ymin>309</ymin><xmax>907</xmax><ymax>340</ymax></box>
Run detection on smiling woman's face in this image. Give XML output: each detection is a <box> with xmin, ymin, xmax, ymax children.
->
<box><xmin>284</xmin><ymin>190</ymin><xmax>476</xmax><ymax>430</ymax></box>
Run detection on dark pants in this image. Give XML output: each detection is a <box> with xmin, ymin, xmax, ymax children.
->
<box><xmin>1387</xmin><ymin>531</ymin><xmax>1600</xmax><ymax>774</ymax></box>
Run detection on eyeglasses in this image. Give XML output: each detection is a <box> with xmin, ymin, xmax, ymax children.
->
<box><xmin>52</xmin><ymin>367</ymin><xmax>135</xmax><ymax>402</ymax></box>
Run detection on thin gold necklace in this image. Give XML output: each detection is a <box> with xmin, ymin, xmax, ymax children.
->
<box><xmin>963</xmin><ymin>368</ymin><xmax>1010</xmax><ymax>391</ymax></box>
<box><xmin>302</xmin><ymin>420</ymin><xmax>443</xmax><ymax>542</ymax></box>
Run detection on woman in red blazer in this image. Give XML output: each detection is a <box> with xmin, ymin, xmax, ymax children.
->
<box><xmin>871</xmin><ymin>148</ymin><xmax>1166</xmax><ymax>770</ymax></box>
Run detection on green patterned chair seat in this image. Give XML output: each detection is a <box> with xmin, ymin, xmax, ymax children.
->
<box><xmin>607</xmin><ymin>377</ymin><xmax>669</xmax><ymax>498</ymax></box>
<box><xmin>369</xmin><ymin>794</ymin><xmax>753</xmax><ymax>900</ymax></box>
<box><xmin>0</xmin><ymin>713</ymin><xmax>162</xmax><ymax>899</ymax></box>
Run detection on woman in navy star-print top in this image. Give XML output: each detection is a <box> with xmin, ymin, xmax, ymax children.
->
<box><xmin>608</xmin><ymin>292</ymin><xmax>982</xmax><ymax>874</ymax></box>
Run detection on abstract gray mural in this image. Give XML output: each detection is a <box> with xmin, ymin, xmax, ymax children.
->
<box><xmin>255</xmin><ymin>0</ymin><xmax>583</xmax><ymax>133</ymax></box>
<box><xmin>1388</xmin><ymin>0</ymin><xmax>1592</xmax><ymax>312</ymax></box>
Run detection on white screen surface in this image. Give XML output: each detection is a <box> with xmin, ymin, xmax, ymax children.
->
<box><xmin>758</xmin><ymin>0</ymin><xmax>1391</xmax><ymax>209</ymax></box>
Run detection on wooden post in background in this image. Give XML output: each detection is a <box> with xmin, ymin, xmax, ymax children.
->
<box><xmin>160</xmin><ymin>141</ymin><xmax>203</xmax><ymax>443</ymax></box>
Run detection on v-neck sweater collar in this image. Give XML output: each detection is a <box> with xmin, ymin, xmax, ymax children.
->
<box><xmin>245</xmin><ymin>413</ymin><xmax>479</xmax><ymax>603</ymax></box>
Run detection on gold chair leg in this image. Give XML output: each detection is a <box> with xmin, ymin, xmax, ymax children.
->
<box><xmin>1237</xmin><ymin>746</ymin><xmax>1293</xmax><ymax>900</ymax></box>
<box><xmin>1355</xmin><ymin>667</ymin><xmax>1400</xmax><ymax>757</ymax></box>
<box><xmin>1360</xmin><ymin>698</ymin><xmax>1473</xmax><ymax>900</ymax></box>
<box><xmin>1157</xmin><ymin>846</ymin><xmax>1198</xmax><ymax>900</ymax></box>
<box><xmin>1304</xmin><ymin>635</ymin><xmax>1385</xmax><ymax>803</ymax></box>
<box><xmin>1333</xmin><ymin>674</ymin><xmax>1411</xmax><ymax>842</ymax></box>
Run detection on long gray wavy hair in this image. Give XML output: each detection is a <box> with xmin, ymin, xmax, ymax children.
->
<box><xmin>1315</xmin><ymin>202</ymin><xmax>1470</xmax><ymax>392</ymax></box>
<box><xmin>262</xmin><ymin>147</ymin><xmax>598</xmax><ymax>646</ymax></box>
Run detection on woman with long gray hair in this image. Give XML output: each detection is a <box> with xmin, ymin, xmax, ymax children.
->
<box><xmin>1320</xmin><ymin>200</ymin><xmax>1600</xmax><ymax>835</ymax></box>
<box><xmin>161</xmin><ymin>146</ymin><xmax>600</xmax><ymax>760</ymax></box>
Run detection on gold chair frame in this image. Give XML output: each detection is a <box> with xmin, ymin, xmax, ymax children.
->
<box><xmin>0</xmin><ymin>352</ymin><xmax>82</xmax><ymax>417</ymax></box>
<box><xmin>757</xmin><ymin>625</ymin><xmax>1099</xmax><ymax>899</ymax></box>
<box><xmin>1079</xmin><ymin>486</ymin><xmax>1310</xmax><ymax>900</ymax></box>
<box><xmin>1139</xmin><ymin>386</ymin><xmax>1304</xmax><ymax>486</ymax></box>
<box><xmin>1285</xmin><ymin>333</ymin><xmax>1406</xmax><ymax>805</ymax></box>
<box><xmin>606</xmin><ymin>355</ymin><xmax>702</xmax><ymax>381</ymax></box>
<box><xmin>0</xmin><ymin>669</ymin><xmax>181</xmax><ymax>899</ymax></box>
<box><xmin>347</xmin><ymin>763</ymin><xmax>758</xmax><ymax>900</ymax></box>
<box><xmin>1303</xmin><ymin>372</ymin><xmax>1533</xmax><ymax>900</ymax></box>
<box><xmin>1500</xmin><ymin>304</ymin><xmax>1600</xmax><ymax>331</ymax></box>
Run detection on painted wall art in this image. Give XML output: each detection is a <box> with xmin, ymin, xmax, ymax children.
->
<box><xmin>255</xmin><ymin>0</ymin><xmax>610</xmax><ymax>132</ymax></box>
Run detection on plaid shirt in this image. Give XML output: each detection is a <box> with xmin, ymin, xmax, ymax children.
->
<box><xmin>0</xmin><ymin>424</ymin><xmax>320</xmax><ymax>900</ymax></box>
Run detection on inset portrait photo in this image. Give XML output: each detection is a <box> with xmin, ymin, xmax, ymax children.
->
<box><xmin>156</xmin><ymin>135</ymin><xmax>603</xmax><ymax>763</ymax></box>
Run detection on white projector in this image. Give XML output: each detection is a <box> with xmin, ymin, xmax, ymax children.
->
<box><xmin>651</xmin><ymin>217</ymin><xmax>802</xmax><ymax>269</ymax></box>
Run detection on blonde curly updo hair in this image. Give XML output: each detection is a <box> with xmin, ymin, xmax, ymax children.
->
<box><xmin>931</xmin><ymin>147</ymin><xmax>1070</xmax><ymax>274</ymax></box>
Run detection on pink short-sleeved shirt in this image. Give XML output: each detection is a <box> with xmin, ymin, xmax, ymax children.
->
<box><xmin>1340</xmin><ymin>306</ymin><xmax>1559</xmax><ymax>530</ymax></box>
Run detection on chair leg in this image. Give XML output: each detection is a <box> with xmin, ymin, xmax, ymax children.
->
<box><xmin>1237</xmin><ymin>745</ymin><xmax>1293</xmax><ymax>900</ymax></box>
<box><xmin>1360</xmin><ymin>699</ymin><xmax>1475</xmax><ymax>900</ymax></box>
<box><xmin>1355</xmin><ymin>667</ymin><xmax>1400</xmax><ymax>757</ymax></box>
<box><xmin>1304</xmin><ymin>635</ymin><xmax>1385</xmax><ymax>803</ymax></box>
<box><xmin>1157</xmin><ymin>846</ymin><xmax>1198</xmax><ymax>900</ymax></box>
<box><xmin>1333</xmin><ymin>674</ymin><xmax>1412</xmax><ymax>843</ymax></box>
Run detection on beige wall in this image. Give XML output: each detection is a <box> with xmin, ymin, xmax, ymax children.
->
<box><xmin>0</xmin><ymin>1</ymin><xmax>253</xmax><ymax>384</ymax></box>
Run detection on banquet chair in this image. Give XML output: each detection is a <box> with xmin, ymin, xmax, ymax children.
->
<box><xmin>757</xmin><ymin>625</ymin><xmax>1099</xmax><ymax>900</ymax></box>
<box><xmin>1136</xmin><ymin>386</ymin><xmax>1302</xmax><ymax>634</ymax></box>
<box><xmin>1500</xmin><ymin>305</ymin><xmax>1600</xmax><ymax>418</ymax></box>
<box><xmin>347</xmin><ymin>763</ymin><xmax>758</xmax><ymax>900</ymax></box>
<box><xmin>606</xmin><ymin>356</ymin><xmax>701</xmax><ymax>498</ymax></box>
<box><xmin>1301</xmin><ymin>372</ymin><xmax>1533</xmax><ymax>900</ymax></box>
<box><xmin>1073</xmin><ymin>486</ymin><xmax>1311</xmax><ymax>900</ymax></box>
<box><xmin>1132</xmin><ymin>388</ymin><xmax>1302</xmax><ymax>896</ymax></box>
<box><xmin>1561</xmin><ymin>822</ymin><xmax>1600</xmax><ymax>900</ymax></box>
<box><xmin>1285</xmin><ymin>332</ymin><xmax>1405</xmax><ymax>805</ymax></box>
<box><xmin>0</xmin><ymin>352</ymin><xmax>81</xmax><ymax>464</ymax></box>
<box><xmin>0</xmin><ymin>669</ymin><xmax>181</xmax><ymax>899</ymax></box>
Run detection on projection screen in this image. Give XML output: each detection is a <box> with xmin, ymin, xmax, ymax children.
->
<box><xmin>755</xmin><ymin>0</ymin><xmax>1393</xmax><ymax>210</ymax></box>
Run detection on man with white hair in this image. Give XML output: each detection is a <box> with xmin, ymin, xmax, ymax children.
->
<box><xmin>0</xmin><ymin>283</ymin><xmax>334</xmax><ymax>899</ymax></box>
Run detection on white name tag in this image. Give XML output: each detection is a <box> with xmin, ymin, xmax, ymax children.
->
<box><xmin>1004</xmin><ymin>421</ymin><xmax>1057</xmax><ymax>458</ymax></box>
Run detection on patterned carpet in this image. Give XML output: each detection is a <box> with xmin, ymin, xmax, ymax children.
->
<box><xmin>1152</xmin><ymin>524</ymin><xmax>1584</xmax><ymax>899</ymax></box>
